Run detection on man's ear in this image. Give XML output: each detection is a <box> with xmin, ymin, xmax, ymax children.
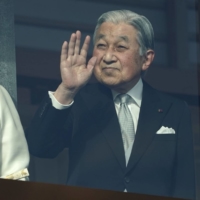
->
<box><xmin>142</xmin><ymin>49</ymin><xmax>155</xmax><ymax>71</ymax></box>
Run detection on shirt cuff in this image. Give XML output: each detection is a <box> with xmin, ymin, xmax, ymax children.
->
<box><xmin>48</xmin><ymin>91</ymin><xmax>73</xmax><ymax>110</ymax></box>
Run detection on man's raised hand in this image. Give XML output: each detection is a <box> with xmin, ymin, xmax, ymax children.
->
<box><xmin>54</xmin><ymin>31</ymin><xmax>97</xmax><ymax>104</ymax></box>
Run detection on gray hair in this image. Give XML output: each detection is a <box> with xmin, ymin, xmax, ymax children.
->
<box><xmin>93</xmin><ymin>10</ymin><xmax>154</xmax><ymax>56</ymax></box>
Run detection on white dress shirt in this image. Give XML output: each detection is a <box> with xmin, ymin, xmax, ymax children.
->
<box><xmin>112</xmin><ymin>78</ymin><xmax>142</xmax><ymax>136</ymax></box>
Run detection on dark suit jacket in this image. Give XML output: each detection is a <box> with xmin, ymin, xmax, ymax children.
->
<box><xmin>26</xmin><ymin>81</ymin><xmax>195</xmax><ymax>199</ymax></box>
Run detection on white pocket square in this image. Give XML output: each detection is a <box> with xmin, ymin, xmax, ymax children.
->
<box><xmin>156</xmin><ymin>126</ymin><xmax>175</xmax><ymax>134</ymax></box>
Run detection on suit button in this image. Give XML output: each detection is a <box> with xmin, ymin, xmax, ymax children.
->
<box><xmin>124</xmin><ymin>177</ymin><xmax>130</xmax><ymax>183</ymax></box>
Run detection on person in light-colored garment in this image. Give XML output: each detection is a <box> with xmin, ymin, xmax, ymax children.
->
<box><xmin>0</xmin><ymin>85</ymin><xmax>29</xmax><ymax>180</ymax></box>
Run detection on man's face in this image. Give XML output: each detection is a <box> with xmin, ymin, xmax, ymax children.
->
<box><xmin>93</xmin><ymin>22</ymin><xmax>152</xmax><ymax>93</ymax></box>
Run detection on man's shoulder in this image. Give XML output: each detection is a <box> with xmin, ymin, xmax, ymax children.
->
<box><xmin>72</xmin><ymin>83</ymin><xmax>114</xmax><ymax>114</ymax></box>
<box><xmin>143</xmin><ymin>81</ymin><xmax>187</xmax><ymax>106</ymax></box>
<box><xmin>78</xmin><ymin>83</ymin><xmax>111</xmax><ymax>97</ymax></box>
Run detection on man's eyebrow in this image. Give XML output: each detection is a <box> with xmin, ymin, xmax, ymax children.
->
<box><xmin>118</xmin><ymin>36</ymin><xmax>129</xmax><ymax>42</ymax></box>
<box><xmin>96</xmin><ymin>34</ymin><xmax>105</xmax><ymax>41</ymax></box>
<box><xmin>95</xmin><ymin>34</ymin><xmax>129</xmax><ymax>42</ymax></box>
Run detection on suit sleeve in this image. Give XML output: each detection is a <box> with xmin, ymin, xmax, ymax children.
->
<box><xmin>25</xmin><ymin>94</ymin><xmax>73</xmax><ymax>158</ymax></box>
<box><xmin>0</xmin><ymin>86</ymin><xmax>30</xmax><ymax>180</ymax></box>
<box><xmin>172</xmin><ymin>102</ymin><xmax>196</xmax><ymax>199</ymax></box>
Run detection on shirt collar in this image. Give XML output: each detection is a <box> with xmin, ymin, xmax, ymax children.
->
<box><xmin>112</xmin><ymin>78</ymin><xmax>143</xmax><ymax>107</ymax></box>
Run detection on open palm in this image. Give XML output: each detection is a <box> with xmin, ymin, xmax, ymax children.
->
<box><xmin>60</xmin><ymin>31</ymin><xmax>96</xmax><ymax>92</ymax></box>
<box><xmin>54</xmin><ymin>31</ymin><xmax>96</xmax><ymax>104</ymax></box>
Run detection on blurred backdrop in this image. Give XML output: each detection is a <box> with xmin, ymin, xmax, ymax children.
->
<box><xmin>13</xmin><ymin>0</ymin><xmax>200</xmax><ymax>198</ymax></box>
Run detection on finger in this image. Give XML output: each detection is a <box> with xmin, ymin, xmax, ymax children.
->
<box><xmin>87</xmin><ymin>56</ymin><xmax>97</xmax><ymax>71</ymax></box>
<box><xmin>68</xmin><ymin>33</ymin><xmax>76</xmax><ymax>56</ymax></box>
<box><xmin>80</xmin><ymin>35</ymin><xmax>90</xmax><ymax>58</ymax></box>
<box><xmin>74</xmin><ymin>30</ymin><xmax>81</xmax><ymax>55</ymax></box>
<box><xmin>60</xmin><ymin>41</ymin><xmax>68</xmax><ymax>63</ymax></box>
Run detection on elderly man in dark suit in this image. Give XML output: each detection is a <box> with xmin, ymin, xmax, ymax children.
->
<box><xmin>26</xmin><ymin>10</ymin><xmax>195</xmax><ymax>199</ymax></box>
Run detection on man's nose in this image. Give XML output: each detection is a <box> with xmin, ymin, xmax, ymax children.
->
<box><xmin>103</xmin><ymin>48</ymin><xmax>117</xmax><ymax>63</ymax></box>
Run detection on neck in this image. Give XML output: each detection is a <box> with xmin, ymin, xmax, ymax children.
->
<box><xmin>109</xmin><ymin>78</ymin><xmax>141</xmax><ymax>94</ymax></box>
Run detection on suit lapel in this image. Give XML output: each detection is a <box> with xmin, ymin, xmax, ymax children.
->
<box><xmin>80</xmin><ymin>82</ymin><xmax>173</xmax><ymax>173</ymax></box>
<box><xmin>81</xmin><ymin>84</ymin><xmax>126</xmax><ymax>171</ymax></box>
<box><xmin>126</xmin><ymin>82</ymin><xmax>172</xmax><ymax>173</ymax></box>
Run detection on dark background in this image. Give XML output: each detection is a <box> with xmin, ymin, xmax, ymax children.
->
<box><xmin>13</xmin><ymin>0</ymin><xmax>200</xmax><ymax>198</ymax></box>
